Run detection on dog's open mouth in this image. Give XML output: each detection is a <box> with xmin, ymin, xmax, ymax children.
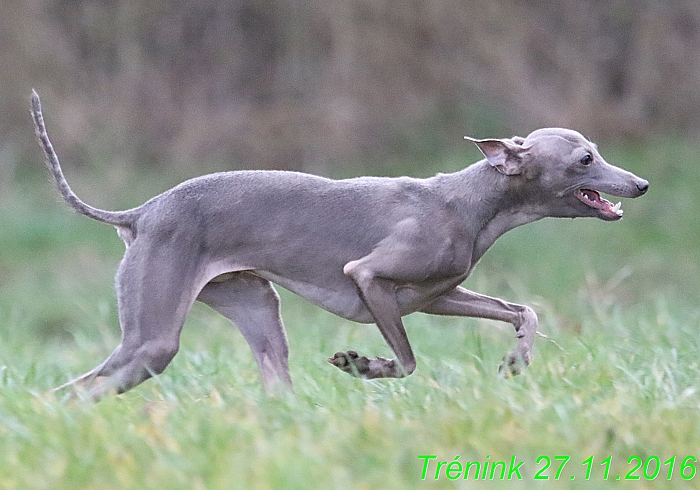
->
<box><xmin>575</xmin><ymin>189</ymin><xmax>623</xmax><ymax>220</ymax></box>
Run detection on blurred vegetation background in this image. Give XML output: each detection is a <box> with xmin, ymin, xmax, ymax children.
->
<box><xmin>2</xmin><ymin>0</ymin><xmax>700</xmax><ymax>337</ymax></box>
<box><xmin>0</xmin><ymin>1</ymin><xmax>699</xmax><ymax>334</ymax></box>
<box><xmin>3</xmin><ymin>0</ymin><xmax>700</xmax><ymax>179</ymax></box>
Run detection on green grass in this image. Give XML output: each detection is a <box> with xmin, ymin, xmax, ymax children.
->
<box><xmin>1</xmin><ymin>139</ymin><xmax>700</xmax><ymax>488</ymax></box>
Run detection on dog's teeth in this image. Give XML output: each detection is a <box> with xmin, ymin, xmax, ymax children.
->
<box><xmin>611</xmin><ymin>202</ymin><xmax>622</xmax><ymax>214</ymax></box>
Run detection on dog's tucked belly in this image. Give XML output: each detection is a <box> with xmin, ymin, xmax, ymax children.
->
<box><xmin>251</xmin><ymin>270</ymin><xmax>374</xmax><ymax>323</ymax></box>
<box><xmin>250</xmin><ymin>270</ymin><xmax>456</xmax><ymax>324</ymax></box>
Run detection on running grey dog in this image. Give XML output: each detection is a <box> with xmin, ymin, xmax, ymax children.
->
<box><xmin>31</xmin><ymin>91</ymin><xmax>648</xmax><ymax>399</ymax></box>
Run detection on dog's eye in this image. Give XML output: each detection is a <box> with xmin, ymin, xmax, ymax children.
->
<box><xmin>580</xmin><ymin>154</ymin><xmax>593</xmax><ymax>166</ymax></box>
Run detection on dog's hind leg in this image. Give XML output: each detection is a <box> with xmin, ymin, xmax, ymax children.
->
<box><xmin>54</xmin><ymin>238</ymin><xmax>204</xmax><ymax>400</ymax></box>
<box><xmin>197</xmin><ymin>273</ymin><xmax>292</xmax><ymax>392</ymax></box>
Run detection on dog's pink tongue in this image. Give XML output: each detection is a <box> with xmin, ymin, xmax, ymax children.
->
<box><xmin>576</xmin><ymin>189</ymin><xmax>623</xmax><ymax>217</ymax></box>
<box><xmin>579</xmin><ymin>189</ymin><xmax>608</xmax><ymax>209</ymax></box>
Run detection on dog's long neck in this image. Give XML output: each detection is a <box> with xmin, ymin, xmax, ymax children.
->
<box><xmin>431</xmin><ymin>160</ymin><xmax>546</xmax><ymax>264</ymax></box>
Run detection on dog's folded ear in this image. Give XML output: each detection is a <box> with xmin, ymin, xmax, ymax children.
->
<box><xmin>464</xmin><ymin>136</ymin><xmax>527</xmax><ymax>176</ymax></box>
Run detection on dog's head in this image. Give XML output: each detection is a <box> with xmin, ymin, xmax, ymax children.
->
<box><xmin>466</xmin><ymin>128</ymin><xmax>649</xmax><ymax>221</ymax></box>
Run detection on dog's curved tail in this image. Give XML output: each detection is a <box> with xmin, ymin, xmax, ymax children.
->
<box><xmin>31</xmin><ymin>90</ymin><xmax>139</xmax><ymax>229</ymax></box>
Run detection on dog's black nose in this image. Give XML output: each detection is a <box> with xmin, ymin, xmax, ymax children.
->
<box><xmin>636</xmin><ymin>180</ymin><xmax>649</xmax><ymax>195</ymax></box>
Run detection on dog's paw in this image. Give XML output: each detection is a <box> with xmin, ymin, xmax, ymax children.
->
<box><xmin>498</xmin><ymin>348</ymin><xmax>531</xmax><ymax>378</ymax></box>
<box><xmin>328</xmin><ymin>350</ymin><xmax>371</xmax><ymax>377</ymax></box>
<box><xmin>328</xmin><ymin>351</ymin><xmax>400</xmax><ymax>379</ymax></box>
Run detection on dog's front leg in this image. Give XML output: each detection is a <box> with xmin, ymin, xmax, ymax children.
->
<box><xmin>328</xmin><ymin>263</ymin><xmax>416</xmax><ymax>379</ymax></box>
<box><xmin>422</xmin><ymin>286</ymin><xmax>538</xmax><ymax>376</ymax></box>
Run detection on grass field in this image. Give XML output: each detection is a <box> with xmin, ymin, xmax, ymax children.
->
<box><xmin>1</xmin><ymin>139</ymin><xmax>699</xmax><ymax>489</ymax></box>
